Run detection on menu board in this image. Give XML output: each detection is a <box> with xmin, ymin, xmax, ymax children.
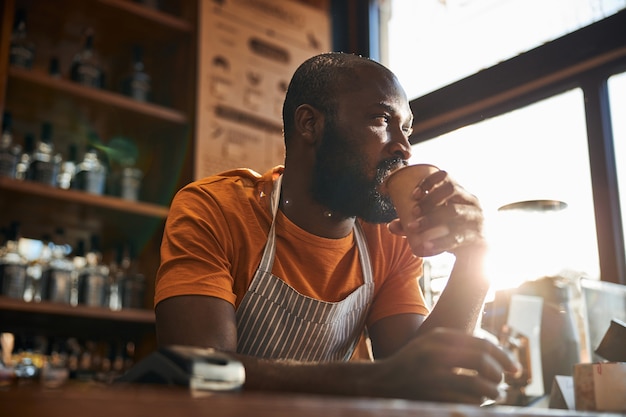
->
<box><xmin>195</xmin><ymin>0</ymin><xmax>331</xmax><ymax>179</ymax></box>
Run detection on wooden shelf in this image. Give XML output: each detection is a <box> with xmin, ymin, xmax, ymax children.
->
<box><xmin>0</xmin><ymin>295</ymin><xmax>154</xmax><ymax>324</ymax></box>
<box><xmin>0</xmin><ymin>296</ymin><xmax>155</xmax><ymax>341</ymax></box>
<box><xmin>8</xmin><ymin>67</ymin><xmax>188</xmax><ymax>125</ymax></box>
<box><xmin>17</xmin><ymin>0</ymin><xmax>195</xmax><ymax>40</ymax></box>
<box><xmin>97</xmin><ymin>0</ymin><xmax>194</xmax><ymax>33</ymax></box>
<box><xmin>0</xmin><ymin>177</ymin><xmax>169</xmax><ymax>219</ymax></box>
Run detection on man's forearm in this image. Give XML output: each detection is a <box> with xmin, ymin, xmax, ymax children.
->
<box><xmin>226</xmin><ymin>323</ymin><xmax>515</xmax><ymax>404</ymax></box>
<box><xmin>416</xmin><ymin>242</ymin><xmax>490</xmax><ymax>335</ymax></box>
<box><xmin>233</xmin><ymin>353</ymin><xmax>379</xmax><ymax>397</ymax></box>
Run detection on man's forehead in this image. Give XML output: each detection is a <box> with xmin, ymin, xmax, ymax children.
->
<box><xmin>344</xmin><ymin>62</ymin><xmax>395</xmax><ymax>84</ymax></box>
<box><xmin>338</xmin><ymin>82</ymin><xmax>411</xmax><ymax>115</ymax></box>
<box><xmin>342</xmin><ymin>65</ymin><xmax>406</xmax><ymax>95</ymax></box>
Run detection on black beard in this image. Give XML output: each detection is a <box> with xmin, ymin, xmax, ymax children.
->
<box><xmin>311</xmin><ymin>121</ymin><xmax>406</xmax><ymax>223</ymax></box>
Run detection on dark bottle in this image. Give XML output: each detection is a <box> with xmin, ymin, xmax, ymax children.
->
<box><xmin>517</xmin><ymin>277</ymin><xmax>582</xmax><ymax>392</ymax></box>
<box><xmin>73</xmin><ymin>144</ymin><xmax>107</xmax><ymax>195</ymax></box>
<box><xmin>122</xmin><ymin>45</ymin><xmax>151</xmax><ymax>102</ymax></box>
<box><xmin>49</xmin><ymin>56</ymin><xmax>61</xmax><ymax>78</ymax></box>
<box><xmin>15</xmin><ymin>133</ymin><xmax>36</xmax><ymax>181</ymax></box>
<box><xmin>9</xmin><ymin>9</ymin><xmax>35</xmax><ymax>69</ymax></box>
<box><xmin>118</xmin><ymin>242</ymin><xmax>145</xmax><ymax>309</ymax></box>
<box><xmin>77</xmin><ymin>235</ymin><xmax>108</xmax><ymax>307</ymax></box>
<box><xmin>30</xmin><ymin>122</ymin><xmax>61</xmax><ymax>186</ymax></box>
<box><xmin>119</xmin><ymin>166</ymin><xmax>143</xmax><ymax>201</ymax></box>
<box><xmin>70</xmin><ymin>29</ymin><xmax>103</xmax><ymax>89</ymax></box>
<box><xmin>0</xmin><ymin>111</ymin><xmax>22</xmax><ymax>178</ymax></box>
<box><xmin>0</xmin><ymin>221</ymin><xmax>28</xmax><ymax>299</ymax></box>
<box><xmin>41</xmin><ymin>229</ymin><xmax>74</xmax><ymax>304</ymax></box>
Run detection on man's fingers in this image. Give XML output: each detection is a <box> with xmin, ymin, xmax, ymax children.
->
<box><xmin>387</xmin><ymin>219</ymin><xmax>405</xmax><ymax>235</ymax></box>
<box><xmin>420</xmin><ymin>329</ymin><xmax>521</xmax><ymax>381</ymax></box>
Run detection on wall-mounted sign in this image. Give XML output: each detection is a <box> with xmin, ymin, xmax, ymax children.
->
<box><xmin>195</xmin><ymin>0</ymin><xmax>330</xmax><ymax>179</ymax></box>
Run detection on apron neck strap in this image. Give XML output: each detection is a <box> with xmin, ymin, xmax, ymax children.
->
<box><xmin>270</xmin><ymin>174</ymin><xmax>283</xmax><ymax>219</ymax></box>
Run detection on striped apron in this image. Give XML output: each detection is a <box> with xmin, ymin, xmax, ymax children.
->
<box><xmin>235</xmin><ymin>175</ymin><xmax>374</xmax><ymax>362</ymax></box>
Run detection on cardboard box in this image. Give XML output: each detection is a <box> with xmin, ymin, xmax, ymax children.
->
<box><xmin>574</xmin><ymin>362</ymin><xmax>626</xmax><ymax>412</ymax></box>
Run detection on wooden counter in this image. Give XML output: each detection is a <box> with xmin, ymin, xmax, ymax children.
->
<box><xmin>0</xmin><ymin>381</ymin><xmax>620</xmax><ymax>417</ymax></box>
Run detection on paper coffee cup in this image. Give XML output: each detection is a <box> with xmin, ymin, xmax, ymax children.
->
<box><xmin>384</xmin><ymin>164</ymin><xmax>443</xmax><ymax>256</ymax></box>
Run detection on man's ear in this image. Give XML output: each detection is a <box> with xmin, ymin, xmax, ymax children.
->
<box><xmin>294</xmin><ymin>104</ymin><xmax>323</xmax><ymax>145</ymax></box>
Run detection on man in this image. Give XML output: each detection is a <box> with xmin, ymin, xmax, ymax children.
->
<box><xmin>155</xmin><ymin>52</ymin><xmax>519</xmax><ymax>403</ymax></box>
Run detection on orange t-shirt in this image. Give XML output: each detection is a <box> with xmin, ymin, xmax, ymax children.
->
<box><xmin>155</xmin><ymin>167</ymin><xmax>429</xmax><ymax>328</ymax></box>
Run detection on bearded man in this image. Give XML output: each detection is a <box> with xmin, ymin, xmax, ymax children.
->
<box><xmin>154</xmin><ymin>52</ymin><xmax>519</xmax><ymax>404</ymax></box>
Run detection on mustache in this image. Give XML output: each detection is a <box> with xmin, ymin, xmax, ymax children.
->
<box><xmin>375</xmin><ymin>157</ymin><xmax>408</xmax><ymax>184</ymax></box>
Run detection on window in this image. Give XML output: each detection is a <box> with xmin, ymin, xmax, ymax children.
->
<box><xmin>380</xmin><ymin>2</ymin><xmax>626</xmax><ymax>289</ymax></box>
<box><xmin>611</xmin><ymin>72</ymin><xmax>626</xmax><ymax>260</ymax></box>
<box><xmin>410</xmin><ymin>89</ymin><xmax>599</xmax><ymax>292</ymax></box>
<box><xmin>384</xmin><ymin>0</ymin><xmax>626</xmax><ymax>99</ymax></box>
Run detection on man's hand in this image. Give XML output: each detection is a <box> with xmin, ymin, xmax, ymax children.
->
<box><xmin>388</xmin><ymin>170</ymin><xmax>484</xmax><ymax>257</ymax></box>
<box><xmin>372</xmin><ymin>328</ymin><xmax>521</xmax><ymax>404</ymax></box>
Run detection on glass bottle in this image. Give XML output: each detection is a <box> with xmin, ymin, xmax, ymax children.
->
<box><xmin>517</xmin><ymin>276</ymin><xmax>582</xmax><ymax>391</ymax></box>
<box><xmin>57</xmin><ymin>143</ymin><xmax>78</xmax><ymax>190</ymax></box>
<box><xmin>30</xmin><ymin>122</ymin><xmax>61</xmax><ymax>186</ymax></box>
<box><xmin>42</xmin><ymin>337</ymin><xmax>70</xmax><ymax>388</ymax></box>
<box><xmin>48</xmin><ymin>56</ymin><xmax>61</xmax><ymax>78</ymax></box>
<box><xmin>119</xmin><ymin>242</ymin><xmax>145</xmax><ymax>309</ymax></box>
<box><xmin>70</xmin><ymin>240</ymin><xmax>86</xmax><ymax>307</ymax></box>
<box><xmin>0</xmin><ymin>111</ymin><xmax>21</xmax><ymax>179</ymax></box>
<box><xmin>70</xmin><ymin>29</ymin><xmax>103</xmax><ymax>89</ymax></box>
<box><xmin>15</xmin><ymin>133</ymin><xmax>35</xmax><ymax>181</ymax></box>
<box><xmin>123</xmin><ymin>45</ymin><xmax>151</xmax><ymax>102</ymax></box>
<box><xmin>107</xmin><ymin>246</ymin><xmax>122</xmax><ymax>311</ymax></box>
<box><xmin>20</xmin><ymin>235</ymin><xmax>45</xmax><ymax>303</ymax></box>
<box><xmin>77</xmin><ymin>235</ymin><xmax>108</xmax><ymax>307</ymax></box>
<box><xmin>74</xmin><ymin>145</ymin><xmax>107</xmax><ymax>195</ymax></box>
<box><xmin>119</xmin><ymin>167</ymin><xmax>143</xmax><ymax>201</ymax></box>
<box><xmin>41</xmin><ymin>229</ymin><xmax>74</xmax><ymax>304</ymax></box>
<box><xmin>9</xmin><ymin>9</ymin><xmax>35</xmax><ymax>70</ymax></box>
<box><xmin>0</xmin><ymin>221</ymin><xmax>28</xmax><ymax>299</ymax></box>
<box><xmin>107</xmin><ymin>136</ymin><xmax>141</xmax><ymax>200</ymax></box>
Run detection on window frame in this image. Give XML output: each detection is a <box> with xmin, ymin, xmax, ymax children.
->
<box><xmin>405</xmin><ymin>9</ymin><xmax>626</xmax><ymax>284</ymax></box>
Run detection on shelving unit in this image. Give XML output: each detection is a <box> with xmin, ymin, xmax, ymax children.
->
<box><xmin>0</xmin><ymin>0</ymin><xmax>330</xmax><ymax>363</ymax></box>
<box><xmin>0</xmin><ymin>0</ymin><xmax>198</xmax><ymax>357</ymax></box>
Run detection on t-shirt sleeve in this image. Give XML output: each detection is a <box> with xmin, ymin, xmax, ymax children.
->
<box><xmin>365</xmin><ymin>231</ymin><xmax>429</xmax><ymax>326</ymax></box>
<box><xmin>154</xmin><ymin>182</ymin><xmax>238</xmax><ymax>307</ymax></box>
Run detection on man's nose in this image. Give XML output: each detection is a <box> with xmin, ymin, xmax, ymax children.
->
<box><xmin>388</xmin><ymin>127</ymin><xmax>412</xmax><ymax>160</ymax></box>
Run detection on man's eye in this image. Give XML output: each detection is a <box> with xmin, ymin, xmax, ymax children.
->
<box><xmin>402</xmin><ymin>126</ymin><xmax>413</xmax><ymax>135</ymax></box>
<box><xmin>376</xmin><ymin>115</ymin><xmax>390</xmax><ymax>123</ymax></box>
